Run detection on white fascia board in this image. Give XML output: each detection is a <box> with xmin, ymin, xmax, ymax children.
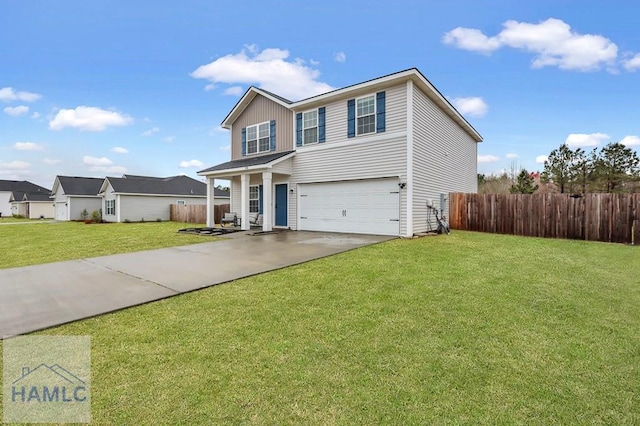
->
<box><xmin>198</xmin><ymin>152</ymin><xmax>296</xmax><ymax>178</ymax></box>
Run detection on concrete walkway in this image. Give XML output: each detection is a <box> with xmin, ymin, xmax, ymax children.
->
<box><xmin>0</xmin><ymin>231</ymin><xmax>393</xmax><ymax>339</ymax></box>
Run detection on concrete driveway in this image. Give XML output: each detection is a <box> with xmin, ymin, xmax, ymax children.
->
<box><xmin>0</xmin><ymin>231</ymin><xmax>394</xmax><ymax>339</ymax></box>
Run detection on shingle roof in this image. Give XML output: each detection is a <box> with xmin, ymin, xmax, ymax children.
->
<box><xmin>106</xmin><ymin>175</ymin><xmax>207</xmax><ymax>196</ymax></box>
<box><xmin>22</xmin><ymin>192</ymin><xmax>53</xmax><ymax>202</ymax></box>
<box><xmin>0</xmin><ymin>180</ymin><xmax>51</xmax><ymax>201</ymax></box>
<box><xmin>56</xmin><ymin>176</ymin><xmax>104</xmax><ymax>196</ymax></box>
<box><xmin>199</xmin><ymin>151</ymin><xmax>295</xmax><ymax>174</ymax></box>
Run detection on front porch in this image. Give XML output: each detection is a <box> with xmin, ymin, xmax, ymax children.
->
<box><xmin>198</xmin><ymin>151</ymin><xmax>295</xmax><ymax>232</ymax></box>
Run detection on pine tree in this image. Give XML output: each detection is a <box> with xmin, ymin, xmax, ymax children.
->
<box><xmin>509</xmin><ymin>169</ymin><xmax>539</xmax><ymax>194</ymax></box>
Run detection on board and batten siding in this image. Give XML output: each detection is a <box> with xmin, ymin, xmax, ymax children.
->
<box><xmin>118</xmin><ymin>195</ymin><xmax>206</xmax><ymax>222</ymax></box>
<box><xmin>289</xmin><ymin>135</ymin><xmax>408</xmax><ymax>235</ymax></box>
<box><xmin>411</xmin><ymin>84</ymin><xmax>478</xmax><ymax>234</ymax></box>
<box><xmin>231</xmin><ymin>95</ymin><xmax>294</xmax><ymax>160</ymax></box>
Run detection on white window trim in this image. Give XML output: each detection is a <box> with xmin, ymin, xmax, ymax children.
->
<box><xmin>177</xmin><ymin>200</ymin><xmax>186</xmax><ymax>206</ymax></box>
<box><xmin>302</xmin><ymin>109</ymin><xmax>318</xmax><ymax>145</ymax></box>
<box><xmin>246</xmin><ymin>121</ymin><xmax>271</xmax><ymax>155</ymax></box>
<box><xmin>249</xmin><ymin>185</ymin><xmax>260</xmax><ymax>213</ymax></box>
<box><xmin>356</xmin><ymin>94</ymin><xmax>376</xmax><ymax>136</ymax></box>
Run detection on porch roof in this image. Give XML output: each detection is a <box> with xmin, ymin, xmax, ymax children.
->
<box><xmin>198</xmin><ymin>151</ymin><xmax>295</xmax><ymax>176</ymax></box>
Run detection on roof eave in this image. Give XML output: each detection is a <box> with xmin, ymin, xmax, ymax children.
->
<box><xmin>198</xmin><ymin>152</ymin><xmax>296</xmax><ymax>177</ymax></box>
<box><xmin>221</xmin><ymin>87</ymin><xmax>292</xmax><ymax>128</ymax></box>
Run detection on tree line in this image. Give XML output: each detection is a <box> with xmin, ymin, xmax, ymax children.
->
<box><xmin>478</xmin><ymin>142</ymin><xmax>640</xmax><ymax>194</ymax></box>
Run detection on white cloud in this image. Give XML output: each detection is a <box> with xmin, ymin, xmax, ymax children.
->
<box><xmin>443</xmin><ymin>27</ymin><xmax>501</xmax><ymax>54</ymax></box>
<box><xmin>191</xmin><ymin>46</ymin><xmax>335</xmax><ymax>101</ymax></box>
<box><xmin>0</xmin><ymin>160</ymin><xmax>30</xmax><ymax>170</ymax></box>
<box><xmin>622</xmin><ymin>53</ymin><xmax>640</xmax><ymax>71</ymax></box>
<box><xmin>505</xmin><ymin>153</ymin><xmax>519</xmax><ymax>159</ymax></box>
<box><xmin>220</xmin><ymin>144</ymin><xmax>230</xmax><ymax>151</ymax></box>
<box><xmin>621</xmin><ymin>135</ymin><xmax>640</xmax><ymax>146</ymax></box>
<box><xmin>164</xmin><ymin>136</ymin><xmax>175</xmax><ymax>143</ymax></box>
<box><xmin>478</xmin><ymin>154</ymin><xmax>500</xmax><ymax>163</ymax></box>
<box><xmin>14</xmin><ymin>142</ymin><xmax>43</xmax><ymax>151</ymax></box>
<box><xmin>444</xmin><ymin>18</ymin><xmax>618</xmax><ymax>72</ymax></box>
<box><xmin>142</xmin><ymin>127</ymin><xmax>159</xmax><ymax>136</ymax></box>
<box><xmin>4</xmin><ymin>105</ymin><xmax>29</xmax><ymax>116</ymax></box>
<box><xmin>0</xmin><ymin>87</ymin><xmax>41</xmax><ymax>102</ymax></box>
<box><xmin>49</xmin><ymin>106</ymin><xmax>133</xmax><ymax>131</ymax></box>
<box><xmin>31</xmin><ymin>112</ymin><xmax>41</xmax><ymax>119</ymax></box>
<box><xmin>42</xmin><ymin>158</ymin><xmax>61</xmax><ymax>166</ymax></box>
<box><xmin>536</xmin><ymin>155</ymin><xmax>549</xmax><ymax>164</ymax></box>
<box><xmin>179</xmin><ymin>159</ymin><xmax>204</xmax><ymax>168</ymax></box>
<box><xmin>333</xmin><ymin>52</ymin><xmax>347</xmax><ymax>63</ymax></box>
<box><xmin>565</xmin><ymin>132</ymin><xmax>610</xmax><ymax>148</ymax></box>
<box><xmin>451</xmin><ymin>97</ymin><xmax>488</xmax><ymax>117</ymax></box>
<box><xmin>83</xmin><ymin>156</ymin><xmax>112</xmax><ymax>167</ymax></box>
<box><xmin>111</xmin><ymin>146</ymin><xmax>129</xmax><ymax>154</ymax></box>
<box><xmin>223</xmin><ymin>86</ymin><xmax>244</xmax><ymax>96</ymax></box>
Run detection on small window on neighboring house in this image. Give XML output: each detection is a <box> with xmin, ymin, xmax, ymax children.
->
<box><xmin>357</xmin><ymin>95</ymin><xmax>376</xmax><ymax>135</ymax></box>
<box><xmin>249</xmin><ymin>186</ymin><xmax>259</xmax><ymax>213</ymax></box>
<box><xmin>177</xmin><ymin>200</ymin><xmax>186</xmax><ymax>206</ymax></box>
<box><xmin>303</xmin><ymin>110</ymin><xmax>318</xmax><ymax>144</ymax></box>
<box><xmin>105</xmin><ymin>199</ymin><xmax>115</xmax><ymax>215</ymax></box>
<box><xmin>246</xmin><ymin>122</ymin><xmax>270</xmax><ymax>154</ymax></box>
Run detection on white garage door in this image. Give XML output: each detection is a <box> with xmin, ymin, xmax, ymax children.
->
<box><xmin>55</xmin><ymin>202</ymin><xmax>67</xmax><ymax>221</ymax></box>
<box><xmin>298</xmin><ymin>178</ymin><xmax>400</xmax><ymax>236</ymax></box>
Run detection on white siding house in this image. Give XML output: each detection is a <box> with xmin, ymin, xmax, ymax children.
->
<box><xmin>0</xmin><ymin>180</ymin><xmax>52</xmax><ymax>218</ymax></box>
<box><xmin>98</xmin><ymin>175</ymin><xmax>207</xmax><ymax>222</ymax></box>
<box><xmin>199</xmin><ymin>68</ymin><xmax>482</xmax><ymax>237</ymax></box>
<box><xmin>51</xmin><ymin>176</ymin><xmax>104</xmax><ymax>221</ymax></box>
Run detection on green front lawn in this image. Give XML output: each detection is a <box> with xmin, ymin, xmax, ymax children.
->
<box><xmin>2</xmin><ymin>231</ymin><xmax>637</xmax><ymax>424</ymax></box>
<box><xmin>0</xmin><ymin>221</ymin><xmax>209</xmax><ymax>269</ymax></box>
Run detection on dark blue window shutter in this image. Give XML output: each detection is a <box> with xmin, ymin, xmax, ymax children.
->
<box><xmin>258</xmin><ymin>185</ymin><xmax>263</xmax><ymax>214</ymax></box>
<box><xmin>376</xmin><ymin>91</ymin><xmax>386</xmax><ymax>133</ymax></box>
<box><xmin>295</xmin><ymin>113</ymin><xmax>302</xmax><ymax>147</ymax></box>
<box><xmin>347</xmin><ymin>99</ymin><xmax>355</xmax><ymax>138</ymax></box>
<box><xmin>318</xmin><ymin>107</ymin><xmax>326</xmax><ymax>143</ymax></box>
<box><xmin>241</xmin><ymin>127</ymin><xmax>247</xmax><ymax>156</ymax></box>
<box><xmin>269</xmin><ymin>120</ymin><xmax>276</xmax><ymax>151</ymax></box>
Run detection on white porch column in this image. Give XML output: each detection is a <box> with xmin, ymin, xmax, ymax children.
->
<box><xmin>240</xmin><ymin>174</ymin><xmax>250</xmax><ymax>230</ymax></box>
<box><xmin>262</xmin><ymin>171</ymin><xmax>273</xmax><ymax>232</ymax></box>
<box><xmin>206</xmin><ymin>177</ymin><xmax>216</xmax><ymax>227</ymax></box>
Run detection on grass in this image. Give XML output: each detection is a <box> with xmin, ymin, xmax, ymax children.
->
<box><xmin>1</xmin><ymin>231</ymin><xmax>638</xmax><ymax>424</ymax></box>
<box><xmin>0</xmin><ymin>221</ymin><xmax>211</xmax><ymax>269</ymax></box>
<box><xmin>0</xmin><ymin>216</ymin><xmax>41</xmax><ymax>223</ymax></box>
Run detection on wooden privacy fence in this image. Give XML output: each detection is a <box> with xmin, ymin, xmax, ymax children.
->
<box><xmin>449</xmin><ymin>193</ymin><xmax>640</xmax><ymax>244</ymax></box>
<box><xmin>170</xmin><ymin>204</ymin><xmax>230</xmax><ymax>224</ymax></box>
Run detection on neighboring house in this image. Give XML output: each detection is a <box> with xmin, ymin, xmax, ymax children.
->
<box><xmin>211</xmin><ymin>187</ymin><xmax>230</xmax><ymax>206</ymax></box>
<box><xmin>98</xmin><ymin>174</ymin><xmax>207</xmax><ymax>222</ymax></box>
<box><xmin>10</xmin><ymin>191</ymin><xmax>54</xmax><ymax>219</ymax></box>
<box><xmin>198</xmin><ymin>68</ymin><xmax>482</xmax><ymax>237</ymax></box>
<box><xmin>51</xmin><ymin>176</ymin><xmax>104</xmax><ymax>221</ymax></box>
<box><xmin>0</xmin><ymin>180</ymin><xmax>51</xmax><ymax>218</ymax></box>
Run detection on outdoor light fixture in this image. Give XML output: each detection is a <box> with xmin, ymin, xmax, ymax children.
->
<box><xmin>398</xmin><ymin>182</ymin><xmax>407</xmax><ymax>189</ymax></box>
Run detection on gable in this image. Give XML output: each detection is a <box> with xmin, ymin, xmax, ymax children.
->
<box><xmin>230</xmin><ymin>94</ymin><xmax>294</xmax><ymax>160</ymax></box>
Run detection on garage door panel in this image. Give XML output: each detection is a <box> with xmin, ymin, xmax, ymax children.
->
<box><xmin>299</xmin><ymin>178</ymin><xmax>399</xmax><ymax>236</ymax></box>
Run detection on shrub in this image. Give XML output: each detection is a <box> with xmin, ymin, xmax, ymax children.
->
<box><xmin>80</xmin><ymin>209</ymin><xmax>89</xmax><ymax>220</ymax></box>
<box><xmin>156</xmin><ymin>218</ymin><xmax>162</xmax><ymax>222</ymax></box>
<box><xmin>124</xmin><ymin>219</ymin><xmax>131</xmax><ymax>223</ymax></box>
<box><xmin>141</xmin><ymin>218</ymin><xmax>145</xmax><ymax>223</ymax></box>
<box><xmin>91</xmin><ymin>210</ymin><xmax>102</xmax><ymax>223</ymax></box>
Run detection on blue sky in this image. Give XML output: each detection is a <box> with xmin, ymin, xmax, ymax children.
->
<box><xmin>1</xmin><ymin>0</ymin><xmax>638</xmax><ymax>188</ymax></box>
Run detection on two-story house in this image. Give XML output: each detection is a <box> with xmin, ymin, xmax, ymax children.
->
<box><xmin>198</xmin><ymin>68</ymin><xmax>482</xmax><ymax>237</ymax></box>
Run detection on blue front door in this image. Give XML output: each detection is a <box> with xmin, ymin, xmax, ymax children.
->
<box><xmin>275</xmin><ymin>184</ymin><xmax>288</xmax><ymax>227</ymax></box>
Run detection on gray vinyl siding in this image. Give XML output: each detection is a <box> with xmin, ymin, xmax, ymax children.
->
<box><xmin>320</xmin><ymin>83</ymin><xmax>407</xmax><ymax>146</ymax></box>
<box><xmin>118</xmin><ymin>195</ymin><xmax>206</xmax><ymax>222</ymax></box>
<box><xmin>412</xmin><ymin>85</ymin><xmax>478</xmax><ymax>234</ymax></box>
<box><xmin>231</xmin><ymin>95</ymin><xmax>294</xmax><ymax>160</ymax></box>
<box><xmin>69</xmin><ymin>197</ymin><xmax>101</xmax><ymax>220</ymax></box>
<box><xmin>289</xmin><ymin>136</ymin><xmax>408</xmax><ymax>235</ymax></box>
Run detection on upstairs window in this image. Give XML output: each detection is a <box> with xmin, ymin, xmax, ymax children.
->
<box><xmin>303</xmin><ymin>110</ymin><xmax>318</xmax><ymax>144</ymax></box>
<box><xmin>246</xmin><ymin>122</ymin><xmax>270</xmax><ymax>155</ymax></box>
<box><xmin>356</xmin><ymin>95</ymin><xmax>376</xmax><ymax>135</ymax></box>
